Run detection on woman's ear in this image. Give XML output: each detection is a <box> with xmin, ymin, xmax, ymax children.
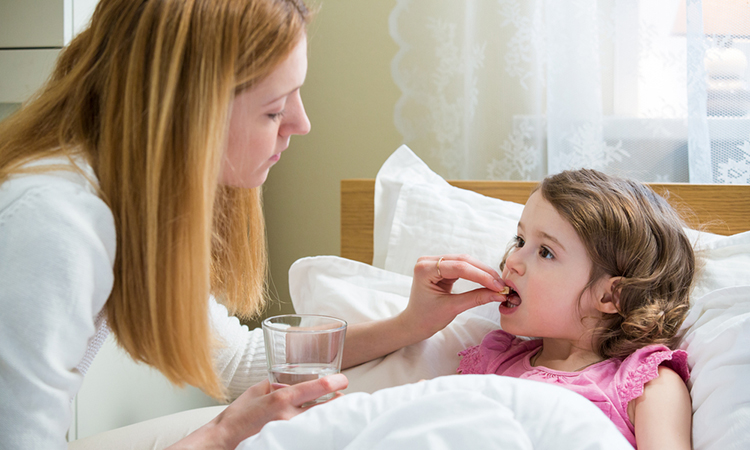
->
<box><xmin>595</xmin><ymin>277</ymin><xmax>622</xmax><ymax>314</ymax></box>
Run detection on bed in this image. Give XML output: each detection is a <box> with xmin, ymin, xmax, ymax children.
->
<box><xmin>238</xmin><ymin>146</ymin><xmax>750</xmax><ymax>449</ymax></box>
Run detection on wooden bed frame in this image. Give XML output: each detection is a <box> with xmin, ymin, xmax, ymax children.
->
<box><xmin>341</xmin><ymin>179</ymin><xmax>750</xmax><ymax>264</ymax></box>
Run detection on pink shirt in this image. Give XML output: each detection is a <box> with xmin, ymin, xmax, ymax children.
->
<box><xmin>457</xmin><ymin>330</ymin><xmax>689</xmax><ymax>448</ymax></box>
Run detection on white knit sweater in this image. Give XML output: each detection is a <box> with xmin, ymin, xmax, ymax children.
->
<box><xmin>0</xmin><ymin>159</ymin><xmax>267</xmax><ymax>450</ymax></box>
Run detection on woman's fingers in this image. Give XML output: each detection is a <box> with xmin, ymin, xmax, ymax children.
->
<box><xmin>446</xmin><ymin>287</ymin><xmax>507</xmax><ymax>312</ymax></box>
<box><xmin>245</xmin><ymin>378</ymin><xmax>274</xmax><ymax>397</ymax></box>
<box><xmin>302</xmin><ymin>390</ymin><xmax>346</xmax><ymax>409</ymax></box>
<box><xmin>416</xmin><ymin>254</ymin><xmax>505</xmax><ymax>293</ymax></box>
<box><xmin>405</xmin><ymin>255</ymin><xmax>508</xmax><ymax>338</ymax></box>
<box><xmin>276</xmin><ymin>373</ymin><xmax>349</xmax><ymax>407</ymax></box>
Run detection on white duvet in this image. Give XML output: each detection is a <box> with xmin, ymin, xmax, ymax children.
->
<box><xmin>237</xmin><ymin>375</ymin><xmax>632</xmax><ymax>450</ymax></box>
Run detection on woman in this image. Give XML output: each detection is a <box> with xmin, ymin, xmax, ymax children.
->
<box><xmin>0</xmin><ymin>0</ymin><xmax>506</xmax><ymax>448</ymax></box>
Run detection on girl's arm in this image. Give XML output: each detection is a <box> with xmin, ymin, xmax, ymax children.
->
<box><xmin>341</xmin><ymin>255</ymin><xmax>506</xmax><ymax>368</ymax></box>
<box><xmin>630</xmin><ymin>366</ymin><xmax>692</xmax><ymax>450</ymax></box>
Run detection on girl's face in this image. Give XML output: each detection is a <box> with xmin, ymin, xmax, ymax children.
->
<box><xmin>500</xmin><ymin>191</ymin><xmax>607</xmax><ymax>344</ymax></box>
<box><xmin>220</xmin><ymin>35</ymin><xmax>311</xmax><ymax>188</ymax></box>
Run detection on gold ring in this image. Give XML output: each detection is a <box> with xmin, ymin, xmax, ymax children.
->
<box><xmin>436</xmin><ymin>257</ymin><xmax>444</xmax><ymax>278</ymax></box>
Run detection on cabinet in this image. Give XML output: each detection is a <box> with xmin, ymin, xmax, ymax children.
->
<box><xmin>0</xmin><ymin>0</ymin><xmax>98</xmax><ymax>102</ymax></box>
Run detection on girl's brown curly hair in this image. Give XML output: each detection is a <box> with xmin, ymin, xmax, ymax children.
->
<box><xmin>504</xmin><ymin>169</ymin><xmax>696</xmax><ymax>360</ymax></box>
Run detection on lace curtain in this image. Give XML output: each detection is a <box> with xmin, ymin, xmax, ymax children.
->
<box><xmin>389</xmin><ymin>0</ymin><xmax>750</xmax><ymax>184</ymax></box>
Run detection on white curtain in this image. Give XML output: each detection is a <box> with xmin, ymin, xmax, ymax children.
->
<box><xmin>389</xmin><ymin>0</ymin><xmax>750</xmax><ymax>184</ymax></box>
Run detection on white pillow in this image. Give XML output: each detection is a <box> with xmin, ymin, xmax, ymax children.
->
<box><xmin>374</xmin><ymin>146</ymin><xmax>523</xmax><ymax>293</ymax></box>
<box><xmin>289</xmin><ymin>256</ymin><xmax>501</xmax><ymax>394</ymax></box>
<box><xmin>679</xmin><ymin>286</ymin><xmax>750</xmax><ymax>450</ymax></box>
<box><xmin>372</xmin><ymin>145</ymin><xmax>453</xmax><ymax>269</ymax></box>
<box><xmin>290</xmin><ymin>255</ymin><xmax>411</xmax><ymax>325</ymax></box>
<box><xmin>689</xmin><ymin>230</ymin><xmax>750</xmax><ymax>300</ymax></box>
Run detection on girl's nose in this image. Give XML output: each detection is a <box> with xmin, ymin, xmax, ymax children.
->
<box><xmin>281</xmin><ymin>91</ymin><xmax>311</xmax><ymax>137</ymax></box>
<box><xmin>504</xmin><ymin>247</ymin><xmax>525</xmax><ymax>276</ymax></box>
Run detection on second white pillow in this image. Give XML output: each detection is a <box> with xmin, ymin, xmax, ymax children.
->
<box><xmin>375</xmin><ymin>146</ymin><xmax>523</xmax><ymax>287</ymax></box>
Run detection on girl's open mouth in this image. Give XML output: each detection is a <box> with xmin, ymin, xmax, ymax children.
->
<box><xmin>501</xmin><ymin>287</ymin><xmax>521</xmax><ymax>308</ymax></box>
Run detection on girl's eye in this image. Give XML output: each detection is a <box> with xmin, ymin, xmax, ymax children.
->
<box><xmin>513</xmin><ymin>235</ymin><xmax>525</xmax><ymax>248</ymax></box>
<box><xmin>539</xmin><ymin>246</ymin><xmax>554</xmax><ymax>259</ymax></box>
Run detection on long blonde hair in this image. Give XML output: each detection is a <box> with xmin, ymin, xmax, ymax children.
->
<box><xmin>0</xmin><ymin>0</ymin><xmax>309</xmax><ymax>399</ymax></box>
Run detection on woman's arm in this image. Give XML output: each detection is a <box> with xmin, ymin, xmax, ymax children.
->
<box><xmin>630</xmin><ymin>366</ymin><xmax>692</xmax><ymax>450</ymax></box>
<box><xmin>341</xmin><ymin>254</ymin><xmax>506</xmax><ymax>368</ymax></box>
<box><xmin>0</xmin><ymin>180</ymin><xmax>116</xmax><ymax>449</ymax></box>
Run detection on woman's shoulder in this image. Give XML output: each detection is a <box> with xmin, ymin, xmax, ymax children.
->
<box><xmin>0</xmin><ymin>156</ymin><xmax>116</xmax><ymax>282</ymax></box>
<box><xmin>1</xmin><ymin>156</ymin><xmax>109</xmax><ymax>226</ymax></box>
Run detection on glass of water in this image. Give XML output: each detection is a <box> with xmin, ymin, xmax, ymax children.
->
<box><xmin>262</xmin><ymin>314</ymin><xmax>347</xmax><ymax>404</ymax></box>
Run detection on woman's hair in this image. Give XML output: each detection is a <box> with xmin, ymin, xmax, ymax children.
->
<box><xmin>503</xmin><ymin>169</ymin><xmax>696</xmax><ymax>360</ymax></box>
<box><xmin>0</xmin><ymin>0</ymin><xmax>309</xmax><ymax>399</ymax></box>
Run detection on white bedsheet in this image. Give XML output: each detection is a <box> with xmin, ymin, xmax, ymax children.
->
<box><xmin>237</xmin><ymin>375</ymin><xmax>632</xmax><ymax>450</ymax></box>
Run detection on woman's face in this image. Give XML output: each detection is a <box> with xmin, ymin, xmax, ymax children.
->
<box><xmin>220</xmin><ymin>35</ymin><xmax>311</xmax><ymax>188</ymax></box>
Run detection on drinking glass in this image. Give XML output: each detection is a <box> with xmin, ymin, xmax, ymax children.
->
<box><xmin>262</xmin><ymin>314</ymin><xmax>347</xmax><ymax>404</ymax></box>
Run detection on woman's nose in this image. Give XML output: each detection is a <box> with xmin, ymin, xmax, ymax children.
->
<box><xmin>281</xmin><ymin>91</ymin><xmax>311</xmax><ymax>137</ymax></box>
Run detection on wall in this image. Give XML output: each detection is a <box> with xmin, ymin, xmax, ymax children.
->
<box><xmin>0</xmin><ymin>103</ymin><xmax>19</xmax><ymax>121</ymax></box>
<box><xmin>257</xmin><ymin>0</ymin><xmax>404</xmax><ymax>325</ymax></box>
<box><xmin>73</xmin><ymin>336</ymin><xmax>220</xmax><ymax>439</ymax></box>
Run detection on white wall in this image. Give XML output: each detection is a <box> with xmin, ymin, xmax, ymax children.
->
<box><xmin>72</xmin><ymin>336</ymin><xmax>220</xmax><ymax>440</ymax></box>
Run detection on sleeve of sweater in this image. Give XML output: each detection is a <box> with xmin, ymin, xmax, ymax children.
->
<box><xmin>209</xmin><ymin>299</ymin><xmax>269</xmax><ymax>400</ymax></box>
<box><xmin>0</xmin><ymin>176</ymin><xmax>116</xmax><ymax>450</ymax></box>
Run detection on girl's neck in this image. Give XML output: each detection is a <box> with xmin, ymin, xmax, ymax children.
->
<box><xmin>532</xmin><ymin>338</ymin><xmax>604</xmax><ymax>372</ymax></box>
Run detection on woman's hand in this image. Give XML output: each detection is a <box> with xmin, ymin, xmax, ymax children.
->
<box><xmin>341</xmin><ymin>254</ymin><xmax>507</xmax><ymax>369</ymax></box>
<box><xmin>403</xmin><ymin>254</ymin><xmax>507</xmax><ymax>339</ymax></box>
<box><xmin>168</xmin><ymin>374</ymin><xmax>348</xmax><ymax>450</ymax></box>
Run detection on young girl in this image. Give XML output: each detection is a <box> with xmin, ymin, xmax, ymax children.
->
<box><xmin>456</xmin><ymin>169</ymin><xmax>694</xmax><ymax>450</ymax></box>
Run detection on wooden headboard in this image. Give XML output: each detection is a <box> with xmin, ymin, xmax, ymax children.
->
<box><xmin>341</xmin><ymin>179</ymin><xmax>750</xmax><ymax>265</ymax></box>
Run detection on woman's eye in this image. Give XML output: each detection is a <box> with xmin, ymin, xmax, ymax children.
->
<box><xmin>513</xmin><ymin>235</ymin><xmax>525</xmax><ymax>248</ymax></box>
<box><xmin>268</xmin><ymin>110</ymin><xmax>285</xmax><ymax>121</ymax></box>
<box><xmin>539</xmin><ymin>246</ymin><xmax>554</xmax><ymax>259</ymax></box>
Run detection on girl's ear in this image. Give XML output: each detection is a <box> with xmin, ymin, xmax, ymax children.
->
<box><xmin>595</xmin><ymin>277</ymin><xmax>622</xmax><ymax>314</ymax></box>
